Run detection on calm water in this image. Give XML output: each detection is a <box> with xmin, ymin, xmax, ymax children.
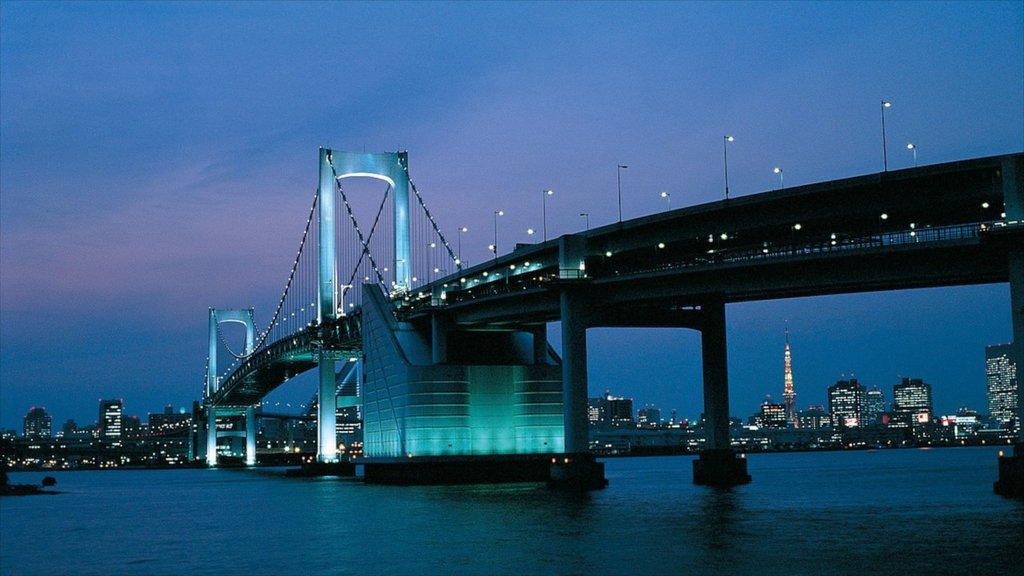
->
<box><xmin>2</xmin><ymin>447</ymin><xmax>1021</xmax><ymax>576</ymax></box>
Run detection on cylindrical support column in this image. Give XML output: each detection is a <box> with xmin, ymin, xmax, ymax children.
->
<box><xmin>533</xmin><ymin>324</ymin><xmax>548</xmax><ymax>364</ymax></box>
<box><xmin>318</xmin><ymin>351</ymin><xmax>338</xmax><ymax>463</ymax></box>
<box><xmin>245</xmin><ymin>406</ymin><xmax>256</xmax><ymax>466</ymax></box>
<box><xmin>206</xmin><ymin>407</ymin><xmax>217</xmax><ymax>467</ymax></box>
<box><xmin>700</xmin><ymin>299</ymin><xmax>731</xmax><ymax>451</ymax></box>
<box><xmin>431</xmin><ymin>313</ymin><xmax>450</xmax><ymax>364</ymax></box>
<box><xmin>1002</xmin><ymin>156</ymin><xmax>1024</xmax><ymax>442</ymax></box>
<box><xmin>560</xmin><ymin>290</ymin><xmax>589</xmax><ymax>455</ymax></box>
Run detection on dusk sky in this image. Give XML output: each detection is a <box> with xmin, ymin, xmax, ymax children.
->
<box><xmin>1</xmin><ymin>1</ymin><xmax>1022</xmax><ymax>431</ymax></box>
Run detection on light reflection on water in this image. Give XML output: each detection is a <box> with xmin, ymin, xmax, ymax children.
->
<box><xmin>2</xmin><ymin>447</ymin><xmax>1021</xmax><ymax>575</ymax></box>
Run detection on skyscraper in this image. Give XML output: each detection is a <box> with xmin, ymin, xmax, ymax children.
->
<box><xmin>98</xmin><ymin>399</ymin><xmax>123</xmax><ymax>443</ymax></box>
<box><xmin>23</xmin><ymin>407</ymin><xmax>52</xmax><ymax>439</ymax></box>
<box><xmin>782</xmin><ymin>325</ymin><xmax>797</xmax><ymax>427</ymax></box>
<box><xmin>986</xmin><ymin>343</ymin><xmax>1018</xmax><ymax>424</ymax></box>
<box><xmin>862</xmin><ymin>387</ymin><xmax>885</xmax><ymax>425</ymax></box>
<box><xmin>893</xmin><ymin>377</ymin><xmax>933</xmax><ymax>425</ymax></box>
<box><xmin>828</xmin><ymin>378</ymin><xmax>864</xmax><ymax>428</ymax></box>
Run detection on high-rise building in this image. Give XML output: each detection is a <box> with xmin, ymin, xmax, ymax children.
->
<box><xmin>828</xmin><ymin>378</ymin><xmax>864</xmax><ymax>428</ymax></box>
<box><xmin>861</xmin><ymin>387</ymin><xmax>885</xmax><ymax>425</ymax></box>
<box><xmin>782</xmin><ymin>325</ymin><xmax>797</xmax><ymax>427</ymax></box>
<box><xmin>893</xmin><ymin>377</ymin><xmax>933</xmax><ymax>425</ymax></box>
<box><xmin>587</xmin><ymin>391</ymin><xmax>633</xmax><ymax>428</ymax></box>
<box><xmin>98</xmin><ymin>399</ymin><xmax>123</xmax><ymax>442</ymax></box>
<box><xmin>986</xmin><ymin>343</ymin><xmax>1018</xmax><ymax>424</ymax></box>
<box><xmin>23</xmin><ymin>407</ymin><xmax>52</xmax><ymax>439</ymax></box>
<box><xmin>759</xmin><ymin>400</ymin><xmax>787</xmax><ymax>429</ymax></box>
<box><xmin>61</xmin><ymin>419</ymin><xmax>78</xmax><ymax>436</ymax></box>
<box><xmin>797</xmin><ymin>405</ymin><xmax>830</xmax><ymax>429</ymax></box>
<box><xmin>637</xmin><ymin>406</ymin><xmax>661</xmax><ymax>428</ymax></box>
<box><xmin>605</xmin><ymin>392</ymin><xmax>634</xmax><ymax>427</ymax></box>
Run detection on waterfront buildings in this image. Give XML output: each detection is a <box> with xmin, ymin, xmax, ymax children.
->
<box><xmin>862</xmin><ymin>387</ymin><xmax>886</xmax><ymax>425</ymax></box>
<box><xmin>828</xmin><ymin>378</ymin><xmax>864</xmax><ymax>428</ymax></box>
<box><xmin>759</xmin><ymin>400</ymin><xmax>788</xmax><ymax>429</ymax></box>
<box><xmin>588</xmin><ymin>392</ymin><xmax>634</xmax><ymax>429</ymax></box>
<box><xmin>893</xmin><ymin>377</ymin><xmax>933</xmax><ymax>425</ymax></box>
<box><xmin>98</xmin><ymin>399</ymin><xmax>123</xmax><ymax>443</ymax></box>
<box><xmin>23</xmin><ymin>407</ymin><xmax>52</xmax><ymax>439</ymax></box>
<box><xmin>986</xmin><ymin>343</ymin><xmax>1019</xmax><ymax>424</ymax></box>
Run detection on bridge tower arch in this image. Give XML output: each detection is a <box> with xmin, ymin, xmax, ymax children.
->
<box><xmin>316</xmin><ymin>148</ymin><xmax>410</xmax><ymax>463</ymax></box>
<box><xmin>205</xmin><ymin>308</ymin><xmax>257</xmax><ymax>467</ymax></box>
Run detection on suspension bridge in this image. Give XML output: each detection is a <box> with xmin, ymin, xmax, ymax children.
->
<box><xmin>201</xmin><ymin>148</ymin><xmax>1023</xmax><ymax>489</ymax></box>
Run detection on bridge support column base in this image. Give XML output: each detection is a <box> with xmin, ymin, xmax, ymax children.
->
<box><xmin>994</xmin><ymin>443</ymin><xmax>1024</xmax><ymax>499</ymax></box>
<box><xmin>363</xmin><ymin>456</ymin><xmax>552</xmax><ymax>485</ymax></box>
<box><xmin>547</xmin><ymin>454</ymin><xmax>607</xmax><ymax>491</ymax></box>
<box><xmin>693</xmin><ymin>449</ymin><xmax>751</xmax><ymax>487</ymax></box>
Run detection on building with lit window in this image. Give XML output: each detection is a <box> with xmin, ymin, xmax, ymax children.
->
<box><xmin>637</xmin><ymin>406</ymin><xmax>661</xmax><ymax>428</ymax></box>
<box><xmin>23</xmin><ymin>407</ymin><xmax>52</xmax><ymax>439</ymax></box>
<box><xmin>893</xmin><ymin>377</ymin><xmax>933</xmax><ymax>426</ymax></box>
<box><xmin>828</xmin><ymin>378</ymin><xmax>864</xmax><ymax>428</ymax></box>
<box><xmin>587</xmin><ymin>391</ymin><xmax>633</xmax><ymax>429</ymax></box>
<box><xmin>98</xmin><ymin>399</ymin><xmax>123</xmax><ymax>443</ymax></box>
<box><xmin>986</xmin><ymin>343</ymin><xmax>1018</xmax><ymax>424</ymax></box>
<box><xmin>797</xmin><ymin>405</ymin><xmax>830</xmax><ymax>429</ymax></box>
<box><xmin>861</xmin><ymin>387</ymin><xmax>885</xmax><ymax>425</ymax></box>
<box><xmin>759</xmin><ymin>401</ymin><xmax>788</xmax><ymax>429</ymax></box>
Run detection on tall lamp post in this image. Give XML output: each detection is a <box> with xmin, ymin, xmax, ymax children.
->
<box><xmin>491</xmin><ymin>210</ymin><xmax>503</xmax><ymax>259</ymax></box>
<box><xmin>906</xmin><ymin>143</ymin><xmax>917</xmax><ymax>167</ymax></box>
<box><xmin>617</xmin><ymin>164</ymin><xmax>628</xmax><ymax>222</ymax></box>
<box><xmin>542</xmin><ymin>189</ymin><xmax>554</xmax><ymax>241</ymax></box>
<box><xmin>723</xmin><ymin>135</ymin><xmax>734</xmax><ymax>200</ymax></box>
<box><xmin>660</xmin><ymin>191</ymin><xmax>671</xmax><ymax>211</ymax></box>
<box><xmin>881</xmin><ymin>100</ymin><xmax>892</xmax><ymax>171</ymax></box>
<box><xmin>580</xmin><ymin>212</ymin><xmax>590</xmax><ymax>231</ymax></box>
<box><xmin>457</xmin><ymin>226</ymin><xmax>468</xmax><ymax>268</ymax></box>
<box><xmin>773</xmin><ymin>167</ymin><xmax>784</xmax><ymax>189</ymax></box>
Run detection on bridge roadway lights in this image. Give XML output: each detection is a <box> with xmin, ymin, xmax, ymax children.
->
<box><xmin>693</xmin><ymin>449</ymin><xmax>752</xmax><ymax>487</ymax></box>
<box><xmin>994</xmin><ymin>444</ymin><xmax>1024</xmax><ymax>499</ymax></box>
<box><xmin>547</xmin><ymin>454</ymin><xmax>608</xmax><ymax>491</ymax></box>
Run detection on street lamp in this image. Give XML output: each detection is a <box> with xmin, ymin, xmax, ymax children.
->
<box><xmin>580</xmin><ymin>212</ymin><xmax>590</xmax><ymax>231</ymax></box>
<box><xmin>457</xmin><ymin>226</ymin><xmax>468</xmax><ymax>268</ymax></box>
<box><xmin>492</xmin><ymin>210</ymin><xmax>503</xmax><ymax>259</ymax></box>
<box><xmin>617</xmin><ymin>165</ymin><xmax>628</xmax><ymax>222</ymax></box>
<box><xmin>907</xmin><ymin>143</ymin><xmax>917</xmax><ymax>167</ymax></box>
<box><xmin>542</xmin><ymin>189</ymin><xmax>554</xmax><ymax>242</ymax></box>
<box><xmin>881</xmin><ymin>100</ymin><xmax>892</xmax><ymax>172</ymax></box>
<box><xmin>723</xmin><ymin>136</ymin><xmax>734</xmax><ymax>200</ymax></box>
<box><xmin>773</xmin><ymin>167</ymin><xmax>784</xmax><ymax>189</ymax></box>
<box><xmin>660</xmin><ymin>191</ymin><xmax>671</xmax><ymax>211</ymax></box>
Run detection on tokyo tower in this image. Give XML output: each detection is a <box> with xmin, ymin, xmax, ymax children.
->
<box><xmin>783</xmin><ymin>324</ymin><xmax>798</xmax><ymax>427</ymax></box>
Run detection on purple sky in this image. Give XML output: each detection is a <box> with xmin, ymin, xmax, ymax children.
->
<box><xmin>1</xmin><ymin>1</ymin><xmax>1022</xmax><ymax>431</ymax></box>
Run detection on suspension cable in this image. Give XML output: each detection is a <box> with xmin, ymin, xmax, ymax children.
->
<box><xmin>217</xmin><ymin>190</ymin><xmax>319</xmax><ymax>360</ymax></box>
<box><xmin>407</xmin><ymin>174</ymin><xmax>460</xmax><ymax>268</ymax></box>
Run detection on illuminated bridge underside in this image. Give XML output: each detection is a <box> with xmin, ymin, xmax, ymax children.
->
<box><xmin>209</xmin><ymin>315</ymin><xmax>362</xmax><ymax>407</ymax></box>
<box><xmin>408</xmin><ymin>153</ymin><xmax>1022</xmax><ymax>327</ymax></box>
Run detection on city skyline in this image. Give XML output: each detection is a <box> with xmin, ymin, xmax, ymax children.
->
<box><xmin>8</xmin><ymin>332</ymin><xmax>1014</xmax><ymax>437</ymax></box>
<box><xmin>2</xmin><ymin>2</ymin><xmax>1022</xmax><ymax>431</ymax></box>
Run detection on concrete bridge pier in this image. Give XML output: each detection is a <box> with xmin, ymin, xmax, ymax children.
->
<box><xmin>205</xmin><ymin>407</ymin><xmax>218</xmax><ymax>467</ymax></box>
<box><xmin>549</xmin><ymin>287</ymin><xmax>607</xmax><ymax>490</ymax></box>
<box><xmin>317</xmin><ymin>350</ymin><xmax>338</xmax><ymax>463</ymax></box>
<box><xmin>693</xmin><ymin>298</ymin><xmax>751</xmax><ymax>486</ymax></box>
<box><xmin>245</xmin><ymin>406</ymin><xmax>256</xmax><ymax>466</ymax></box>
<box><xmin>995</xmin><ymin>155</ymin><xmax>1024</xmax><ymax>498</ymax></box>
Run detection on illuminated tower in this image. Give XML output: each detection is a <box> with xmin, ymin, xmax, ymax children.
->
<box><xmin>783</xmin><ymin>325</ymin><xmax>798</xmax><ymax>427</ymax></box>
